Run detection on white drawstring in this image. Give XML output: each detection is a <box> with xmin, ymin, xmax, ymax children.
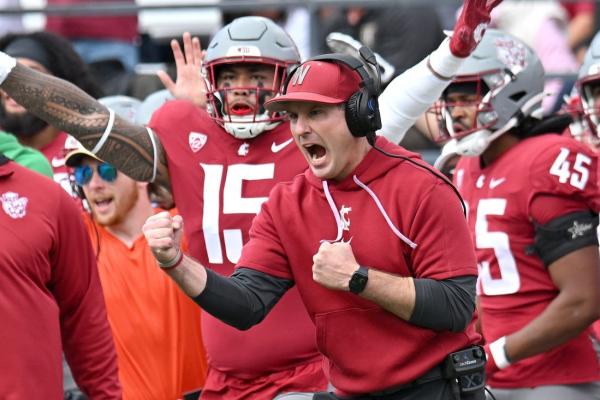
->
<box><xmin>353</xmin><ymin>175</ymin><xmax>417</xmax><ymax>249</ymax></box>
<box><xmin>319</xmin><ymin>177</ymin><xmax>417</xmax><ymax>249</ymax></box>
<box><xmin>320</xmin><ymin>180</ymin><xmax>344</xmax><ymax>243</ymax></box>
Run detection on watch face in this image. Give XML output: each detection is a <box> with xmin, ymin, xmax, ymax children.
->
<box><xmin>349</xmin><ymin>272</ymin><xmax>368</xmax><ymax>294</ymax></box>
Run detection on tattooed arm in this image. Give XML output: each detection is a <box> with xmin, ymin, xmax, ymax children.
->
<box><xmin>1</xmin><ymin>63</ymin><xmax>170</xmax><ymax>187</ymax></box>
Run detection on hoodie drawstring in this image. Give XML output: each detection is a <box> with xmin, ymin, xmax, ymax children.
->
<box><xmin>321</xmin><ymin>180</ymin><xmax>344</xmax><ymax>243</ymax></box>
<box><xmin>320</xmin><ymin>177</ymin><xmax>417</xmax><ymax>249</ymax></box>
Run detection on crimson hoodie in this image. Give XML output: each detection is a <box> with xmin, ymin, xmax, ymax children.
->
<box><xmin>239</xmin><ymin>136</ymin><xmax>481</xmax><ymax>395</ymax></box>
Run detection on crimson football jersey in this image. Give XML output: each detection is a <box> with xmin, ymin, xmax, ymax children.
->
<box><xmin>149</xmin><ymin>101</ymin><xmax>326</xmax><ymax>389</ymax></box>
<box><xmin>39</xmin><ymin>131</ymin><xmax>74</xmax><ymax>194</ymax></box>
<box><xmin>454</xmin><ymin>134</ymin><xmax>600</xmax><ymax>388</ymax></box>
<box><xmin>239</xmin><ymin>137</ymin><xmax>480</xmax><ymax>394</ymax></box>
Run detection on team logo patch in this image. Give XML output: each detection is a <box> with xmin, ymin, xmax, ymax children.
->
<box><xmin>189</xmin><ymin>132</ymin><xmax>207</xmax><ymax>153</ymax></box>
<box><xmin>340</xmin><ymin>205</ymin><xmax>352</xmax><ymax>231</ymax></box>
<box><xmin>476</xmin><ymin>175</ymin><xmax>486</xmax><ymax>189</ymax></box>
<box><xmin>568</xmin><ymin>220</ymin><xmax>593</xmax><ymax>239</ymax></box>
<box><xmin>1</xmin><ymin>191</ymin><xmax>28</xmax><ymax>219</ymax></box>
<box><xmin>238</xmin><ymin>143</ymin><xmax>250</xmax><ymax>156</ymax></box>
<box><xmin>289</xmin><ymin>64</ymin><xmax>311</xmax><ymax>87</ymax></box>
<box><xmin>226</xmin><ymin>45</ymin><xmax>261</xmax><ymax>57</ymax></box>
<box><xmin>588</xmin><ymin>63</ymin><xmax>600</xmax><ymax>76</ymax></box>
<box><xmin>496</xmin><ymin>37</ymin><xmax>528</xmax><ymax>73</ymax></box>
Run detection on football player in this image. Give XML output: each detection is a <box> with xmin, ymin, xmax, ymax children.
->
<box><xmin>575</xmin><ymin>31</ymin><xmax>600</xmax><ymax>151</ymax></box>
<box><xmin>0</xmin><ymin>1</ymin><xmax>500</xmax><ymax>397</ymax></box>
<box><xmin>572</xmin><ymin>30</ymin><xmax>600</xmax><ymax>347</ymax></box>
<box><xmin>433</xmin><ymin>29</ymin><xmax>600</xmax><ymax>399</ymax></box>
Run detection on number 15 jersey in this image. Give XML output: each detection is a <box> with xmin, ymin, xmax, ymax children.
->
<box><xmin>454</xmin><ymin>133</ymin><xmax>600</xmax><ymax>388</ymax></box>
<box><xmin>150</xmin><ymin>101</ymin><xmax>324</xmax><ymax>383</ymax></box>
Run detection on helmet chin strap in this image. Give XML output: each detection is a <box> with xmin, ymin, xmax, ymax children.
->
<box><xmin>223</xmin><ymin>118</ymin><xmax>281</xmax><ymax>139</ymax></box>
<box><xmin>455</xmin><ymin>118</ymin><xmax>517</xmax><ymax>156</ymax></box>
<box><xmin>210</xmin><ymin>87</ymin><xmax>282</xmax><ymax>139</ymax></box>
<box><xmin>455</xmin><ymin>92</ymin><xmax>544</xmax><ymax>157</ymax></box>
<box><xmin>434</xmin><ymin>139</ymin><xmax>458</xmax><ymax>170</ymax></box>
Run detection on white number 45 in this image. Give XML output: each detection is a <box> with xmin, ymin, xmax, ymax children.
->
<box><xmin>549</xmin><ymin>147</ymin><xmax>591</xmax><ymax>190</ymax></box>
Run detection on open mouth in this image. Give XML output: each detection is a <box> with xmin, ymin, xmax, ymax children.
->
<box><xmin>91</xmin><ymin>197</ymin><xmax>114</xmax><ymax>212</ymax></box>
<box><xmin>452</xmin><ymin>122</ymin><xmax>470</xmax><ymax>134</ymax></box>
<box><xmin>229</xmin><ymin>103</ymin><xmax>254</xmax><ymax>116</ymax></box>
<box><xmin>305</xmin><ymin>144</ymin><xmax>327</xmax><ymax>162</ymax></box>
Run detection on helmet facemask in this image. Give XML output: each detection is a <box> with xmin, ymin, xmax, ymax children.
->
<box><xmin>431</xmin><ymin>69</ymin><xmax>527</xmax><ymax>156</ymax></box>
<box><xmin>579</xmin><ymin>77</ymin><xmax>600</xmax><ymax>147</ymax></box>
<box><xmin>204</xmin><ymin>58</ymin><xmax>293</xmax><ymax>139</ymax></box>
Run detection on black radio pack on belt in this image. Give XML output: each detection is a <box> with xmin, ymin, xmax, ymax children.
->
<box><xmin>443</xmin><ymin>346</ymin><xmax>486</xmax><ymax>398</ymax></box>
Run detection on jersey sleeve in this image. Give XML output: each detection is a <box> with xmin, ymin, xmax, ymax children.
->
<box><xmin>50</xmin><ymin>191</ymin><xmax>121</xmax><ymax>398</ymax></box>
<box><xmin>408</xmin><ymin>180</ymin><xmax>478</xmax><ymax>280</ymax></box>
<box><xmin>528</xmin><ymin>139</ymin><xmax>600</xmax><ymax>223</ymax></box>
<box><xmin>237</xmin><ymin>188</ymin><xmax>293</xmax><ymax>280</ymax></box>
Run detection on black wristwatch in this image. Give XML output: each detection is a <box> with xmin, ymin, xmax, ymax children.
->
<box><xmin>349</xmin><ymin>266</ymin><xmax>369</xmax><ymax>294</ymax></box>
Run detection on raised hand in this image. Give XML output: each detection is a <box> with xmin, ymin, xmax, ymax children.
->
<box><xmin>157</xmin><ymin>32</ymin><xmax>208</xmax><ymax>108</ymax></box>
<box><xmin>450</xmin><ymin>0</ymin><xmax>502</xmax><ymax>57</ymax></box>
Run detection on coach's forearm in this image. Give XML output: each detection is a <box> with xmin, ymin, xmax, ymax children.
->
<box><xmin>194</xmin><ymin>268</ymin><xmax>292</xmax><ymax>330</ymax></box>
<box><xmin>163</xmin><ymin>254</ymin><xmax>208</xmax><ymax>297</ymax></box>
<box><xmin>163</xmin><ymin>256</ymin><xmax>292</xmax><ymax>330</ymax></box>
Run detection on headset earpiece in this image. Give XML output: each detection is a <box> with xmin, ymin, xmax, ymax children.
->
<box><xmin>345</xmin><ymin>91</ymin><xmax>366</xmax><ymax>137</ymax></box>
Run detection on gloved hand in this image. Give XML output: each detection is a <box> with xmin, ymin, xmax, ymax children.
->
<box><xmin>0</xmin><ymin>51</ymin><xmax>17</xmax><ymax>85</ymax></box>
<box><xmin>450</xmin><ymin>0</ymin><xmax>502</xmax><ymax>57</ymax></box>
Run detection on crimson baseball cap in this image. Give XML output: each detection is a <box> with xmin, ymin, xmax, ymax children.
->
<box><xmin>265</xmin><ymin>60</ymin><xmax>361</xmax><ymax>112</ymax></box>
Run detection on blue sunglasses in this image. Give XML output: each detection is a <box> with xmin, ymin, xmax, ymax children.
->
<box><xmin>74</xmin><ymin>163</ymin><xmax>118</xmax><ymax>186</ymax></box>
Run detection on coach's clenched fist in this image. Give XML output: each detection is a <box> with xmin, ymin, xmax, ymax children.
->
<box><xmin>142</xmin><ymin>211</ymin><xmax>184</xmax><ymax>267</ymax></box>
<box><xmin>312</xmin><ymin>241</ymin><xmax>360</xmax><ymax>291</ymax></box>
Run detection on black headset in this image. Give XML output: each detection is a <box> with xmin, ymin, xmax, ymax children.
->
<box><xmin>284</xmin><ymin>47</ymin><xmax>382</xmax><ymax>139</ymax></box>
<box><xmin>284</xmin><ymin>48</ymin><xmax>467</xmax><ymax>217</ymax></box>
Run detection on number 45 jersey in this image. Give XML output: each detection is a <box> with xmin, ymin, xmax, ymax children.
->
<box><xmin>453</xmin><ymin>133</ymin><xmax>600</xmax><ymax>388</ymax></box>
<box><xmin>149</xmin><ymin>101</ymin><xmax>326</xmax><ymax>392</ymax></box>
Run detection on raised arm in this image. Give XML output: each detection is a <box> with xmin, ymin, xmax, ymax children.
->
<box><xmin>0</xmin><ymin>54</ymin><xmax>170</xmax><ymax>187</ymax></box>
<box><xmin>157</xmin><ymin>32</ymin><xmax>208</xmax><ymax>108</ymax></box>
<box><xmin>378</xmin><ymin>0</ymin><xmax>501</xmax><ymax>143</ymax></box>
<box><xmin>142</xmin><ymin>211</ymin><xmax>293</xmax><ymax>330</ymax></box>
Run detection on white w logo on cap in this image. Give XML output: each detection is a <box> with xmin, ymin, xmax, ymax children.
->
<box><xmin>289</xmin><ymin>64</ymin><xmax>311</xmax><ymax>86</ymax></box>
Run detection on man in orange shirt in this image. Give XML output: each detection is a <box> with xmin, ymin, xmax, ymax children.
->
<box><xmin>65</xmin><ymin>145</ymin><xmax>207</xmax><ymax>400</ymax></box>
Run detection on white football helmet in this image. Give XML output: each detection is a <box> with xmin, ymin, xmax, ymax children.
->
<box><xmin>432</xmin><ymin>29</ymin><xmax>545</xmax><ymax>157</ymax></box>
<box><xmin>203</xmin><ymin>16</ymin><xmax>301</xmax><ymax>139</ymax></box>
<box><xmin>576</xmin><ymin>31</ymin><xmax>600</xmax><ymax>147</ymax></box>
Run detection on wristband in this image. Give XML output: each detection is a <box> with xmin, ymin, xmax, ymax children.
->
<box><xmin>157</xmin><ymin>248</ymin><xmax>184</xmax><ymax>270</ymax></box>
<box><xmin>0</xmin><ymin>52</ymin><xmax>17</xmax><ymax>86</ymax></box>
<box><xmin>489</xmin><ymin>336</ymin><xmax>512</xmax><ymax>370</ymax></box>
<box><xmin>91</xmin><ymin>108</ymin><xmax>115</xmax><ymax>154</ymax></box>
<box><xmin>428</xmin><ymin>38</ymin><xmax>463</xmax><ymax>81</ymax></box>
